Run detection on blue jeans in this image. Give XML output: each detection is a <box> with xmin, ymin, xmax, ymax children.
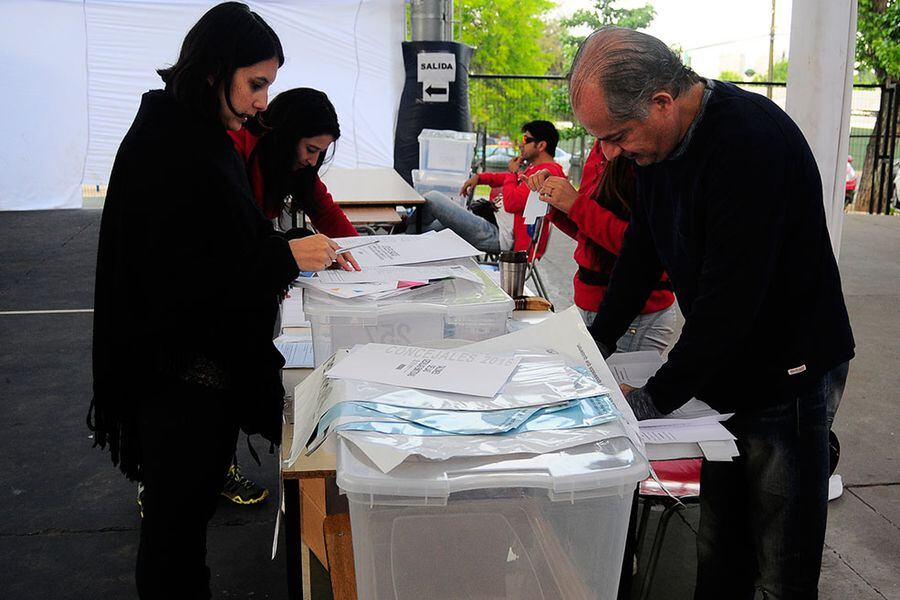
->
<box><xmin>694</xmin><ymin>369</ymin><xmax>833</xmax><ymax>600</ymax></box>
<box><xmin>407</xmin><ymin>191</ymin><xmax>500</xmax><ymax>253</ymax></box>
<box><xmin>579</xmin><ymin>305</ymin><xmax>677</xmax><ymax>354</ymax></box>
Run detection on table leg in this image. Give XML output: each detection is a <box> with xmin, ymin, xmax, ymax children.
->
<box><xmin>284</xmin><ymin>478</ymin><xmax>303</xmax><ymax>600</ymax></box>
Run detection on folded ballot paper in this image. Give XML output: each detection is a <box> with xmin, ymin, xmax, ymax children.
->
<box><xmin>606</xmin><ymin>351</ymin><xmax>738</xmax><ymax>461</ymax></box>
<box><xmin>287</xmin><ymin>307</ymin><xmax>644</xmax><ymax>473</ymax></box>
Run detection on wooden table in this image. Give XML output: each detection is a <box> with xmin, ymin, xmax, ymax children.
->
<box><xmin>341</xmin><ymin>206</ymin><xmax>402</xmax><ymax>235</ymax></box>
<box><xmin>320</xmin><ymin>167</ymin><xmax>424</xmax><ymax>206</ymax></box>
<box><xmin>282</xmin><ymin>433</ymin><xmax>353</xmax><ymax>600</ymax></box>
<box><xmin>320</xmin><ymin>167</ymin><xmax>425</xmax><ymax>231</ymax></box>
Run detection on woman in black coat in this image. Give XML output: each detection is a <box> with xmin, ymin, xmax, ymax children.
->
<box><xmin>88</xmin><ymin>3</ymin><xmax>340</xmax><ymax>597</ymax></box>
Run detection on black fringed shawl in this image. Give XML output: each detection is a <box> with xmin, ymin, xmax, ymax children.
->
<box><xmin>89</xmin><ymin>90</ymin><xmax>299</xmax><ymax>480</ymax></box>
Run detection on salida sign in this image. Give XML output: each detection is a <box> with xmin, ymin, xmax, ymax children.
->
<box><xmin>416</xmin><ymin>52</ymin><xmax>455</xmax><ymax>103</ymax></box>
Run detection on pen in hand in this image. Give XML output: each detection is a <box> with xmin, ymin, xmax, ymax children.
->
<box><xmin>336</xmin><ymin>239</ymin><xmax>379</xmax><ymax>255</ymax></box>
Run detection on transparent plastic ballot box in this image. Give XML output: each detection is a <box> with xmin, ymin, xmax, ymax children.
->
<box><xmin>336</xmin><ymin>434</ymin><xmax>648</xmax><ymax>600</ymax></box>
<box><xmin>302</xmin><ymin>259</ymin><xmax>514</xmax><ymax>367</ymax></box>
<box><xmin>411</xmin><ymin>169</ymin><xmax>470</xmax><ymax>207</ymax></box>
<box><xmin>418</xmin><ymin>129</ymin><xmax>477</xmax><ymax>174</ymax></box>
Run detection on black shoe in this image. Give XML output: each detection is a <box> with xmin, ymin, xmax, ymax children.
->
<box><xmin>221</xmin><ymin>463</ymin><xmax>269</xmax><ymax>505</ymax></box>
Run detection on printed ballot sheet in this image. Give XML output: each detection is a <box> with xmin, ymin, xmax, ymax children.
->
<box><xmin>331</xmin><ymin>229</ymin><xmax>480</xmax><ymax>267</ymax></box>
<box><xmin>325</xmin><ymin>343</ymin><xmax>521</xmax><ymax>397</ymax></box>
<box><xmin>606</xmin><ymin>350</ymin><xmax>663</xmax><ymax>388</ymax></box>
<box><xmin>523</xmin><ymin>189</ymin><xmax>549</xmax><ymax>225</ymax></box>
<box><xmin>274</xmin><ymin>339</ymin><xmax>315</xmax><ymax>368</ymax></box>
<box><xmin>281</xmin><ymin>289</ymin><xmax>309</xmax><ymax>328</ymax></box>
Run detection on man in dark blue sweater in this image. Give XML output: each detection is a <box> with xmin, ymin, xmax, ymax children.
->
<box><xmin>567</xmin><ymin>27</ymin><xmax>854</xmax><ymax>599</ymax></box>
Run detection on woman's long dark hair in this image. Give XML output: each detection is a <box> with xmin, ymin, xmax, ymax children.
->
<box><xmin>593</xmin><ymin>154</ymin><xmax>634</xmax><ymax>221</ymax></box>
<box><xmin>157</xmin><ymin>2</ymin><xmax>284</xmax><ymax>124</ymax></box>
<box><xmin>249</xmin><ymin>88</ymin><xmax>341</xmax><ymax>218</ymax></box>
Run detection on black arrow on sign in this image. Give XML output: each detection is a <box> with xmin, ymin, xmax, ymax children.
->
<box><xmin>425</xmin><ymin>85</ymin><xmax>447</xmax><ymax>96</ymax></box>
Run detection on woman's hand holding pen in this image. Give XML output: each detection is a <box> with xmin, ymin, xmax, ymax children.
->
<box><xmin>289</xmin><ymin>234</ymin><xmax>361</xmax><ymax>272</ymax></box>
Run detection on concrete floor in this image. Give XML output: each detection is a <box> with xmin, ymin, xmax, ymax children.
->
<box><xmin>0</xmin><ymin>210</ymin><xmax>897</xmax><ymax>599</ymax></box>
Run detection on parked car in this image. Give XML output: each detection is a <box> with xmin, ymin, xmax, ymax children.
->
<box><xmin>482</xmin><ymin>144</ymin><xmax>517</xmax><ymax>172</ymax></box>
<box><xmin>482</xmin><ymin>144</ymin><xmax>572</xmax><ymax>175</ymax></box>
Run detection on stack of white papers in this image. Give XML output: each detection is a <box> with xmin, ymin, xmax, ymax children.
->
<box><xmin>295</xmin><ymin>230</ymin><xmax>483</xmax><ymax>300</ymax></box>
<box><xmin>281</xmin><ymin>288</ymin><xmax>309</xmax><ymax>328</ymax></box>
<box><xmin>295</xmin><ymin>263</ymin><xmax>484</xmax><ymax>300</ymax></box>
<box><xmin>606</xmin><ymin>352</ymin><xmax>738</xmax><ymax>461</ymax></box>
<box><xmin>337</xmin><ymin>229</ymin><xmax>480</xmax><ymax>267</ymax></box>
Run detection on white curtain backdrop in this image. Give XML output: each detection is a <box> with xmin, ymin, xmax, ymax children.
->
<box><xmin>1</xmin><ymin>0</ymin><xmax>405</xmax><ymax>211</ymax></box>
<box><xmin>1</xmin><ymin>0</ymin><xmax>88</xmax><ymax>211</ymax></box>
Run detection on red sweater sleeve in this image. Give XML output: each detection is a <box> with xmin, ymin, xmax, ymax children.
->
<box><xmin>568</xmin><ymin>195</ymin><xmax>629</xmax><ymax>255</ymax></box>
<box><xmin>307</xmin><ymin>177</ymin><xmax>358</xmax><ymax>238</ymax></box>
<box><xmin>578</xmin><ymin>139</ymin><xmax>605</xmax><ymax>202</ymax></box>
<box><xmin>477</xmin><ymin>172</ymin><xmax>514</xmax><ymax>189</ymax></box>
<box><xmin>566</xmin><ymin>141</ymin><xmax>628</xmax><ymax>254</ymax></box>
<box><xmin>548</xmin><ymin>208</ymin><xmax>579</xmax><ymax>239</ymax></box>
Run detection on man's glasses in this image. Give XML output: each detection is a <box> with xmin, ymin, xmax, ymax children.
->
<box><xmin>522</xmin><ymin>135</ymin><xmax>536</xmax><ymax>145</ymax></box>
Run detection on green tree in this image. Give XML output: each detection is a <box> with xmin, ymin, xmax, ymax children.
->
<box><xmin>752</xmin><ymin>56</ymin><xmax>789</xmax><ymax>82</ymax></box>
<box><xmin>459</xmin><ymin>0</ymin><xmax>558</xmax><ymax>140</ymax></box>
<box><xmin>718</xmin><ymin>69</ymin><xmax>745</xmax><ymax>82</ymax></box>
<box><xmin>561</xmin><ymin>0</ymin><xmax>655</xmax><ymax>66</ymax></box>
<box><xmin>562</xmin><ymin>0</ymin><xmax>656</xmax><ymax>38</ymax></box>
<box><xmin>854</xmin><ymin>67</ymin><xmax>878</xmax><ymax>84</ymax></box>
<box><xmin>460</xmin><ymin>0</ymin><xmax>555</xmax><ymax>75</ymax></box>
<box><xmin>556</xmin><ymin>1</ymin><xmax>656</xmax><ymax>143</ymax></box>
<box><xmin>853</xmin><ymin>0</ymin><xmax>900</xmax><ymax>213</ymax></box>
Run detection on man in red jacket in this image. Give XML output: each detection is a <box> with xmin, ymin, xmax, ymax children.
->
<box><xmin>408</xmin><ymin>120</ymin><xmax>565</xmax><ymax>257</ymax></box>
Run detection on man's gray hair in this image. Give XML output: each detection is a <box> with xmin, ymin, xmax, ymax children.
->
<box><xmin>569</xmin><ymin>26</ymin><xmax>702</xmax><ymax>122</ymax></box>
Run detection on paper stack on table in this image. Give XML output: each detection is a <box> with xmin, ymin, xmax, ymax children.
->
<box><xmin>293</xmin><ymin>230</ymin><xmax>484</xmax><ymax>300</ymax></box>
<box><xmin>301</xmin><ymin>344</ymin><xmax>620</xmax><ymax>472</ymax></box>
<box><xmin>606</xmin><ymin>351</ymin><xmax>739</xmax><ymax>461</ymax></box>
<box><xmin>281</xmin><ymin>288</ymin><xmax>309</xmax><ymax>329</ymax></box>
<box><xmin>286</xmin><ymin>309</ymin><xmax>646</xmax><ymax>473</ymax></box>
<box><xmin>274</xmin><ymin>332</ymin><xmax>314</xmax><ymax>369</ymax></box>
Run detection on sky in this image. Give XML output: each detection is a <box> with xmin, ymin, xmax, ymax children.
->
<box><xmin>553</xmin><ymin>0</ymin><xmax>794</xmax><ymax>78</ymax></box>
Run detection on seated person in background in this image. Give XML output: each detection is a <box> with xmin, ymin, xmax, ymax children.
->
<box><xmin>407</xmin><ymin>120</ymin><xmax>565</xmax><ymax>257</ymax></box>
<box><xmin>527</xmin><ymin>142</ymin><xmax>677</xmax><ymax>353</ymax></box>
<box><xmin>230</xmin><ymin>87</ymin><xmax>359</xmax><ymax>240</ymax></box>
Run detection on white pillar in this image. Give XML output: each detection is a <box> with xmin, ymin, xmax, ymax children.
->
<box><xmin>784</xmin><ymin>0</ymin><xmax>857</xmax><ymax>258</ymax></box>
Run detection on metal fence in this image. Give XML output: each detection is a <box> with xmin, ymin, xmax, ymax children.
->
<box><xmin>469</xmin><ymin>75</ymin><xmax>887</xmax><ymax>185</ymax></box>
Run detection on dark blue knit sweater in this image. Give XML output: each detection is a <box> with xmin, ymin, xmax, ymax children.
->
<box><xmin>591</xmin><ymin>81</ymin><xmax>854</xmax><ymax>414</ymax></box>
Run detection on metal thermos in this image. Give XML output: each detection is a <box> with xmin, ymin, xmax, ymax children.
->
<box><xmin>498</xmin><ymin>250</ymin><xmax>527</xmax><ymax>298</ymax></box>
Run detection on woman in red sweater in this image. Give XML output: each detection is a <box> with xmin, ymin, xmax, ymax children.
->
<box><xmin>529</xmin><ymin>139</ymin><xmax>676</xmax><ymax>353</ymax></box>
<box><xmin>229</xmin><ymin>87</ymin><xmax>358</xmax><ymax>240</ymax></box>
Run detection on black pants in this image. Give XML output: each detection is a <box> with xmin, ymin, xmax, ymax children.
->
<box><xmin>135</xmin><ymin>380</ymin><xmax>239</xmax><ymax>599</ymax></box>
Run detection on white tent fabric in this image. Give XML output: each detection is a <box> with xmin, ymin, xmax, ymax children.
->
<box><xmin>785</xmin><ymin>0</ymin><xmax>857</xmax><ymax>258</ymax></box>
<box><xmin>1</xmin><ymin>0</ymin><xmax>405</xmax><ymax>211</ymax></box>
<box><xmin>1</xmin><ymin>0</ymin><xmax>89</xmax><ymax>211</ymax></box>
